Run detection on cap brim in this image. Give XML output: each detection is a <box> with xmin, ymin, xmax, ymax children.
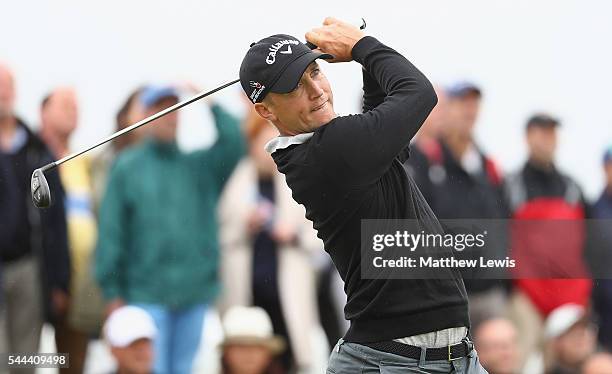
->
<box><xmin>220</xmin><ymin>336</ymin><xmax>286</xmax><ymax>355</ymax></box>
<box><xmin>107</xmin><ymin>333</ymin><xmax>156</xmax><ymax>348</ymax></box>
<box><xmin>270</xmin><ymin>52</ymin><xmax>333</xmax><ymax>94</ymax></box>
<box><xmin>104</xmin><ymin>323</ymin><xmax>157</xmax><ymax>348</ymax></box>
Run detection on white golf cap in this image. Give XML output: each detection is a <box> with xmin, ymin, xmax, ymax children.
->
<box><xmin>220</xmin><ymin>306</ymin><xmax>285</xmax><ymax>354</ymax></box>
<box><xmin>104</xmin><ymin>306</ymin><xmax>157</xmax><ymax>348</ymax></box>
<box><xmin>544</xmin><ymin>303</ymin><xmax>586</xmax><ymax>339</ymax></box>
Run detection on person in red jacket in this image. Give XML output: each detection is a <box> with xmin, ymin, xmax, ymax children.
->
<box><xmin>504</xmin><ymin>113</ymin><xmax>592</xmax><ymax>367</ymax></box>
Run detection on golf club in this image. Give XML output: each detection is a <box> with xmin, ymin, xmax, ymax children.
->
<box><xmin>31</xmin><ymin>79</ymin><xmax>239</xmax><ymax>208</ymax></box>
<box><xmin>31</xmin><ymin>18</ymin><xmax>367</xmax><ymax>209</ymax></box>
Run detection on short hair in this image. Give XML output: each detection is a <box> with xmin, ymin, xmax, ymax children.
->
<box><xmin>526</xmin><ymin>113</ymin><xmax>560</xmax><ymax>130</ymax></box>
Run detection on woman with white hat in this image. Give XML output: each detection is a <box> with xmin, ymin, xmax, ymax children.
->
<box><xmin>220</xmin><ymin>306</ymin><xmax>286</xmax><ymax>374</ymax></box>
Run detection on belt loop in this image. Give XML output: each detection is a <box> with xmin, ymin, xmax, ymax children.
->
<box><xmin>418</xmin><ymin>346</ymin><xmax>427</xmax><ymax>368</ymax></box>
<box><xmin>464</xmin><ymin>336</ymin><xmax>475</xmax><ymax>356</ymax></box>
<box><xmin>336</xmin><ymin>338</ymin><xmax>344</xmax><ymax>353</ymax></box>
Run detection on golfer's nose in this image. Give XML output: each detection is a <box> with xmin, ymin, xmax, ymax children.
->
<box><xmin>306</xmin><ymin>79</ymin><xmax>324</xmax><ymax>100</ymax></box>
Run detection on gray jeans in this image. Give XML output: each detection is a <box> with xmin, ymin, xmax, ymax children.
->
<box><xmin>327</xmin><ymin>338</ymin><xmax>489</xmax><ymax>373</ymax></box>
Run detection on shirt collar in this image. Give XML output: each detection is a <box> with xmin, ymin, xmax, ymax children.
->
<box><xmin>264</xmin><ymin>132</ymin><xmax>314</xmax><ymax>154</ymax></box>
<box><xmin>4</xmin><ymin>125</ymin><xmax>28</xmax><ymax>154</ymax></box>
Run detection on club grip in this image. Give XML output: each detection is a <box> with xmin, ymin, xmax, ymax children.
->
<box><xmin>305</xmin><ymin>41</ymin><xmax>317</xmax><ymax>50</ymax></box>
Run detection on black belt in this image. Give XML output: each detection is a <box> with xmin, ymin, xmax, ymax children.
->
<box><xmin>362</xmin><ymin>338</ymin><xmax>473</xmax><ymax>361</ymax></box>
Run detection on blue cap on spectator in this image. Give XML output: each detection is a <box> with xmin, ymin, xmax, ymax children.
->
<box><xmin>140</xmin><ymin>85</ymin><xmax>179</xmax><ymax>109</ymax></box>
<box><xmin>604</xmin><ymin>146</ymin><xmax>612</xmax><ymax>164</ymax></box>
<box><xmin>447</xmin><ymin>81</ymin><xmax>482</xmax><ymax>98</ymax></box>
<box><xmin>446</xmin><ymin>81</ymin><xmax>482</xmax><ymax>97</ymax></box>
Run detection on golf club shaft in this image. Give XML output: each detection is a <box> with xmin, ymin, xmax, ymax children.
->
<box><xmin>45</xmin><ymin>79</ymin><xmax>240</xmax><ymax>171</ymax></box>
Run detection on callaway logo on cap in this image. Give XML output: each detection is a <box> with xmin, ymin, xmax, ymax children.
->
<box><xmin>239</xmin><ymin>34</ymin><xmax>333</xmax><ymax>103</ymax></box>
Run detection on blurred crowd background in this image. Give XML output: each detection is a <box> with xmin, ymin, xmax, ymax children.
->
<box><xmin>2</xmin><ymin>2</ymin><xmax>612</xmax><ymax>374</ymax></box>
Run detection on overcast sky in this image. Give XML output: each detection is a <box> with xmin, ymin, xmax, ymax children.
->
<box><xmin>2</xmin><ymin>0</ymin><xmax>611</xmax><ymax>198</ymax></box>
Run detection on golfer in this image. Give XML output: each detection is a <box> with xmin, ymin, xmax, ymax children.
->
<box><xmin>239</xmin><ymin>17</ymin><xmax>486</xmax><ymax>373</ymax></box>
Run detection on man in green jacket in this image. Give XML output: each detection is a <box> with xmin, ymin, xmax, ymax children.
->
<box><xmin>95</xmin><ymin>85</ymin><xmax>245</xmax><ymax>374</ymax></box>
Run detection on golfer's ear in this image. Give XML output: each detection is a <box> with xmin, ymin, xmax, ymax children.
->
<box><xmin>254</xmin><ymin>102</ymin><xmax>276</xmax><ymax>122</ymax></box>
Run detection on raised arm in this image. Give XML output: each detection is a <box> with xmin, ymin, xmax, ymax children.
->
<box><xmin>196</xmin><ymin>104</ymin><xmax>246</xmax><ymax>191</ymax></box>
<box><xmin>307</xmin><ymin>19</ymin><xmax>437</xmax><ymax>186</ymax></box>
<box><xmin>361</xmin><ymin>63</ymin><xmax>386</xmax><ymax>112</ymax></box>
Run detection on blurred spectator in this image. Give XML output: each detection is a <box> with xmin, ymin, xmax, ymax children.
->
<box><xmin>0</xmin><ymin>63</ymin><xmax>70</xmax><ymax>372</ymax></box>
<box><xmin>505</xmin><ymin>114</ymin><xmax>592</xmax><ymax>367</ymax></box>
<box><xmin>220</xmin><ymin>306</ymin><xmax>286</xmax><ymax>374</ymax></box>
<box><xmin>404</xmin><ymin>81</ymin><xmax>508</xmax><ymax>327</ymax></box>
<box><xmin>474</xmin><ymin>318</ymin><xmax>520</xmax><ymax>374</ymax></box>
<box><xmin>90</xmin><ymin>87</ymin><xmax>145</xmax><ymax>212</ymax></box>
<box><xmin>40</xmin><ymin>87</ymin><xmax>101</xmax><ymax>373</ymax></box>
<box><xmin>403</xmin><ymin>85</ymin><xmax>448</xmax><ymax>204</ymax></box>
<box><xmin>219</xmin><ymin>109</ymin><xmax>324</xmax><ymax>372</ymax></box>
<box><xmin>544</xmin><ymin>304</ymin><xmax>597</xmax><ymax>374</ymax></box>
<box><xmin>104</xmin><ymin>305</ymin><xmax>156</xmax><ymax>374</ymax></box>
<box><xmin>589</xmin><ymin>145</ymin><xmax>612</xmax><ymax>352</ymax></box>
<box><xmin>95</xmin><ymin>84</ymin><xmax>245</xmax><ymax>374</ymax></box>
<box><xmin>581</xmin><ymin>352</ymin><xmax>612</xmax><ymax>374</ymax></box>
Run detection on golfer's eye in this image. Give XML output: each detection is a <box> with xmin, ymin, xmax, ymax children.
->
<box><xmin>311</xmin><ymin>68</ymin><xmax>320</xmax><ymax>78</ymax></box>
<box><xmin>289</xmin><ymin>82</ymin><xmax>303</xmax><ymax>96</ymax></box>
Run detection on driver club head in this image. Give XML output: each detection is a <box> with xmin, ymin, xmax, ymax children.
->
<box><xmin>31</xmin><ymin>168</ymin><xmax>52</xmax><ymax>209</ymax></box>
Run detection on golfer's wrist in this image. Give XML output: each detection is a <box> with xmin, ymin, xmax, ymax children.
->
<box><xmin>351</xmin><ymin>36</ymin><xmax>380</xmax><ymax>64</ymax></box>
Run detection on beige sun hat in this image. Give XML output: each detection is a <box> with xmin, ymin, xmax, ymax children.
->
<box><xmin>220</xmin><ymin>306</ymin><xmax>286</xmax><ymax>354</ymax></box>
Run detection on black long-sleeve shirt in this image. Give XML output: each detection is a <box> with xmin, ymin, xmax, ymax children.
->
<box><xmin>270</xmin><ymin>37</ymin><xmax>469</xmax><ymax>342</ymax></box>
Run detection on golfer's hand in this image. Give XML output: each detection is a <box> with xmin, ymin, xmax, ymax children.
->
<box><xmin>305</xmin><ymin>17</ymin><xmax>365</xmax><ymax>63</ymax></box>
